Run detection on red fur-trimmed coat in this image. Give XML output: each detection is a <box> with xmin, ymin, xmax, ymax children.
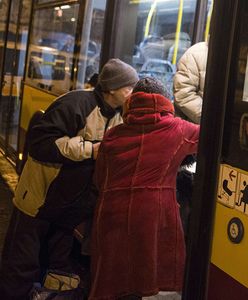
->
<box><xmin>90</xmin><ymin>92</ymin><xmax>199</xmax><ymax>299</ymax></box>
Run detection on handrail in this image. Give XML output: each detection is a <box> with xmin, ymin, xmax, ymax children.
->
<box><xmin>204</xmin><ymin>0</ymin><xmax>213</xmax><ymax>41</ymax></box>
<box><xmin>172</xmin><ymin>0</ymin><xmax>184</xmax><ymax>65</ymax></box>
<box><xmin>144</xmin><ymin>0</ymin><xmax>158</xmax><ymax>38</ymax></box>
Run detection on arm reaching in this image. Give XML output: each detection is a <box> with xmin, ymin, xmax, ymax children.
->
<box><xmin>29</xmin><ymin>92</ymin><xmax>95</xmax><ymax>164</ymax></box>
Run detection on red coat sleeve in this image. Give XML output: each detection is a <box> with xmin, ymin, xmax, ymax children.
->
<box><xmin>181</xmin><ymin>119</ymin><xmax>200</xmax><ymax>154</ymax></box>
<box><xmin>93</xmin><ymin>143</ymin><xmax>107</xmax><ymax>191</ymax></box>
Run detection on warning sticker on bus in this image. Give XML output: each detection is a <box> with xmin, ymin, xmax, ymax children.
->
<box><xmin>217</xmin><ymin>164</ymin><xmax>248</xmax><ymax>215</ymax></box>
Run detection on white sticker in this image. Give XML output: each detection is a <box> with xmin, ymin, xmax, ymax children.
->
<box><xmin>217</xmin><ymin>165</ymin><xmax>238</xmax><ymax>207</ymax></box>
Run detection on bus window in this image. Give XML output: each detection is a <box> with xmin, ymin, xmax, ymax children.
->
<box><xmin>0</xmin><ymin>0</ymin><xmax>9</xmax><ymax>74</ymax></box>
<box><xmin>26</xmin><ymin>47</ymin><xmax>68</xmax><ymax>92</ymax></box>
<box><xmin>242</xmin><ymin>54</ymin><xmax>248</xmax><ymax>101</ymax></box>
<box><xmin>222</xmin><ymin>1</ymin><xmax>248</xmax><ymax>169</ymax></box>
<box><xmin>28</xmin><ymin>51</ymin><xmax>66</xmax><ymax>80</ymax></box>
<box><xmin>239</xmin><ymin>53</ymin><xmax>248</xmax><ymax>150</ymax></box>
<box><xmin>25</xmin><ymin>3</ymin><xmax>79</xmax><ymax>94</ymax></box>
<box><xmin>240</xmin><ymin>113</ymin><xmax>248</xmax><ymax>151</ymax></box>
<box><xmin>112</xmin><ymin>0</ymin><xmax>198</xmax><ymax>100</ymax></box>
<box><xmin>0</xmin><ymin>0</ymin><xmax>31</xmax><ymax>153</ymax></box>
<box><xmin>76</xmin><ymin>0</ymin><xmax>106</xmax><ymax>89</ymax></box>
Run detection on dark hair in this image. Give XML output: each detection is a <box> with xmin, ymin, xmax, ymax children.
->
<box><xmin>88</xmin><ymin>73</ymin><xmax>99</xmax><ymax>88</ymax></box>
<box><xmin>133</xmin><ymin>77</ymin><xmax>170</xmax><ymax>98</ymax></box>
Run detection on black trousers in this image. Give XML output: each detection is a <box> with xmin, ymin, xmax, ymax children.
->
<box><xmin>176</xmin><ymin>168</ymin><xmax>194</xmax><ymax>240</ymax></box>
<box><xmin>0</xmin><ymin>207</ymin><xmax>74</xmax><ymax>300</ymax></box>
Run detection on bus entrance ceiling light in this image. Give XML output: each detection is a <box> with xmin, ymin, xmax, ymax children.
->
<box><xmin>54</xmin><ymin>5</ymin><xmax>71</xmax><ymax>10</ymax></box>
<box><xmin>61</xmin><ymin>5</ymin><xmax>71</xmax><ymax>10</ymax></box>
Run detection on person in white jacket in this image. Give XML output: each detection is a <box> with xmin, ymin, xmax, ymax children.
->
<box><xmin>173</xmin><ymin>41</ymin><xmax>208</xmax><ymax>124</ymax></box>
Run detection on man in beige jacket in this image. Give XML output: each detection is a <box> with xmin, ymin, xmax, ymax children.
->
<box><xmin>173</xmin><ymin>41</ymin><xmax>208</xmax><ymax>124</ymax></box>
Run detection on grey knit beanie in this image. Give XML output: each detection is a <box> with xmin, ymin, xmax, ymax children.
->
<box><xmin>133</xmin><ymin>77</ymin><xmax>170</xmax><ymax>99</ymax></box>
<box><xmin>98</xmin><ymin>58</ymin><xmax>139</xmax><ymax>91</ymax></box>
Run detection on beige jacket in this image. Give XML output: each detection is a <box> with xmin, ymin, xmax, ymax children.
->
<box><xmin>173</xmin><ymin>41</ymin><xmax>208</xmax><ymax>124</ymax></box>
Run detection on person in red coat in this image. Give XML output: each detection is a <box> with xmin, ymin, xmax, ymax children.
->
<box><xmin>89</xmin><ymin>77</ymin><xmax>200</xmax><ymax>299</ymax></box>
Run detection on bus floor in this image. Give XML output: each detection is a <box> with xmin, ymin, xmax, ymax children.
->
<box><xmin>0</xmin><ymin>153</ymin><xmax>181</xmax><ymax>300</ymax></box>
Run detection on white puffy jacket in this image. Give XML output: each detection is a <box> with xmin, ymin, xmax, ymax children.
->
<box><xmin>173</xmin><ymin>42</ymin><xmax>208</xmax><ymax>124</ymax></box>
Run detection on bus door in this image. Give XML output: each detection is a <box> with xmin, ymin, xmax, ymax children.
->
<box><xmin>0</xmin><ymin>0</ymin><xmax>11</xmax><ymax>149</ymax></box>
<box><xmin>183</xmin><ymin>0</ymin><xmax>248</xmax><ymax>299</ymax></box>
<box><xmin>0</xmin><ymin>0</ymin><xmax>32</xmax><ymax>157</ymax></box>
<box><xmin>208</xmin><ymin>0</ymin><xmax>248</xmax><ymax>298</ymax></box>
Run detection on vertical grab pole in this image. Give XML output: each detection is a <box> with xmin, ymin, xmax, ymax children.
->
<box><xmin>204</xmin><ymin>0</ymin><xmax>213</xmax><ymax>41</ymax></box>
<box><xmin>144</xmin><ymin>0</ymin><xmax>158</xmax><ymax>38</ymax></box>
<box><xmin>172</xmin><ymin>0</ymin><xmax>184</xmax><ymax>65</ymax></box>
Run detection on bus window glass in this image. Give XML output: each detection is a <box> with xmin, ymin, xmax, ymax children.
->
<box><xmin>114</xmin><ymin>0</ymin><xmax>197</xmax><ymax>100</ymax></box>
<box><xmin>0</xmin><ymin>0</ymin><xmax>31</xmax><ymax>151</ymax></box>
<box><xmin>0</xmin><ymin>1</ymin><xmax>10</xmax><ymax>80</ymax></box>
<box><xmin>240</xmin><ymin>113</ymin><xmax>248</xmax><ymax>151</ymax></box>
<box><xmin>77</xmin><ymin>0</ymin><xmax>106</xmax><ymax>89</ymax></box>
<box><xmin>223</xmin><ymin>1</ymin><xmax>248</xmax><ymax>168</ymax></box>
<box><xmin>239</xmin><ymin>53</ymin><xmax>248</xmax><ymax>152</ymax></box>
<box><xmin>242</xmin><ymin>55</ymin><xmax>248</xmax><ymax>101</ymax></box>
<box><xmin>28</xmin><ymin>50</ymin><xmax>66</xmax><ymax>80</ymax></box>
<box><xmin>25</xmin><ymin>4</ymin><xmax>79</xmax><ymax>94</ymax></box>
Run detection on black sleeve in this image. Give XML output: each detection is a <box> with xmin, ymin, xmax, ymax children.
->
<box><xmin>28</xmin><ymin>92</ymin><xmax>90</xmax><ymax>164</ymax></box>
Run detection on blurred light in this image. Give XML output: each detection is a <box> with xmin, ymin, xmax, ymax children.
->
<box><xmin>54</xmin><ymin>7</ymin><xmax>60</xmax><ymax>10</ymax></box>
<box><xmin>71</xmin><ymin>17</ymin><xmax>76</xmax><ymax>22</ymax></box>
<box><xmin>61</xmin><ymin>5</ymin><xmax>70</xmax><ymax>9</ymax></box>
<box><xmin>19</xmin><ymin>153</ymin><xmax>23</xmax><ymax>160</ymax></box>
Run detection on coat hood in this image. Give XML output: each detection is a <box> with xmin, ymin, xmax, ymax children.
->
<box><xmin>123</xmin><ymin>91</ymin><xmax>174</xmax><ymax>124</ymax></box>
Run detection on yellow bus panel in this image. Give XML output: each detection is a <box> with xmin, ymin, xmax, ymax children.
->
<box><xmin>211</xmin><ymin>164</ymin><xmax>248</xmax><ymax>288</ymax></box>
<box><xmin>20</xmin><ymin>84</ymin><xmax>57</xmax><ymax>131</ymax></box>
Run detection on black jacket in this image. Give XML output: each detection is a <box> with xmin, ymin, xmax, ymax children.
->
<box><xmin>13</xmin><ymin>86</ymin><xmax>123</xmax><ymax>227</ymax></box>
